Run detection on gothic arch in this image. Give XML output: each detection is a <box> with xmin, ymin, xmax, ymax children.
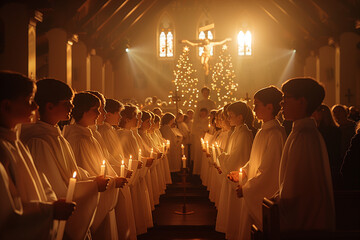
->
<box><xmin>157</xmin><ymin>12</ymin><xmax>175</xmax><ymax>59</ymax></box>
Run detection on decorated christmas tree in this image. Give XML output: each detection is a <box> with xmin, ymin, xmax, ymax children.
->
<box><xmin>210</xmin><ymin>45</ymin><xmax>238</xmax><ymax>108</ymax></box>
<box><xmin>170</xmin><ymin>46</ymin><xmax>199</xmax><ymax>109</ymax></box>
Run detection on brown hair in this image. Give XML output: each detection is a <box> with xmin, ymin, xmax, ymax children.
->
<box><xmin>72</xmin><ymin>92</ymin><xmax>100</xmax><ymax>122</ymax></box>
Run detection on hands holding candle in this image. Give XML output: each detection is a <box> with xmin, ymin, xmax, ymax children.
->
<box><xmin>215</xmin><ymin>142</ymin><xmax>221</xmax><ymax>156</ymax></box>
<box><xmin>54</xmin><ymin>172</ymin><xmax>77</xmax><ymax>240</ymax></box>
<box><xmin>100</xmin><ymin>160</ymin><xmax>106</xmax><ymax>177</ymax></box>
<box><xmin>181</xmin><ymin>155</ymin><xmax>186</xmax><ymax>168</ymax></box>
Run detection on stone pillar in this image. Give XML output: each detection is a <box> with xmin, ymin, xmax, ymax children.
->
<box><xmin>104</xmin><ymin>60</ymin><xmax>114</xmax><ymax>98</ymax></box>
<box><xmin>319</xmin><ymin>46</ymin><xmax>337</xmax><ymax>107</ymax></box>
<box><xmin>72</xmin><ymin>41</ymin><xmax>87</xmax><ymax>91</ymax></box>
<box><xmin>46</xmin><ymin>28</ymin><xmax>67</xmax><ymax>82</ymax></box>
<box><xmin>0</xmin><ymin>3</ymin><xmax>41</xmax><ymax>79</ymax></box>
<box><xmin>339</xmin><ymin>32</ymin><xmax>360</xmax><ymax>106</ymax></box>
<box><xmin>88</xmin><ymin>51</ymin><xmax>103</xmax><ymax>93</ymax></box>
<box><xmin>304</xmin><ymin>55</ymin><xmax>317</xmax><ymax>79</ymax></box>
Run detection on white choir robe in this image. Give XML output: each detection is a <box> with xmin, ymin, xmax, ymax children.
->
<box><xmin>63</xmin><ymin>124</ymin><xmax>119</xmax><ymax>240</ymax></box>
<box><xmin>20</xmin><ymin>121</ymin><xmax>99</xmax><ymax>240</ymax></box>
<box><xmin>160</xmin><ymin>125</ymin><xmax>182</xmax><ymax>172</ymax></box>
<box><xmin>95</xmin><ymin>124</ymin><xmax>137</xmax><ymax>240</ymax></box>
<box><xmin>215</xmin><ymin>124</ymin><xmax>253</xmax><ymax>238</ymax></box>
<box><xmin>208</xmin><ymin>130</ymin><xmax>228</xmax><ymax>206</ymax></box>
<box><xmin>117</xmin><ymin>128</ymin><xmax>153</xmax><ymax>235</ymax></box>
<box><xmin>0</xmin><ymin>126</ymin><xmax>54</xmax><ymax>240</ymax></box>
<box><xmin>191</xmin><ymin>117</ymin><xmax>209</xmax><ymax>175</ymax></box>
<box><xmin>132</xmin><ymin>129</ymin><xmax>156</xmax><ymax>211</ymax></box>
<box><xmin>139</xmin><ymin>129</ymin><xmax>162</xmax><ymax>204</ymax></box>
<box><xmin>154</xmin><ymin>129</ymin><xmax>172</xmax><ymax>184</ymax></box>
<box><xmin>147</xmin><ymin>131</ymin><xmax>166</xmax><ymax>194</ymax></box>
<box><xmin>236</xmin><ymin>119</ymin><xmax>286</xmax><ymax>240</ymax></box>
<box><xmin>277</xmin><ymin>118</ymin><xmax>335</xmax><ymax>231</ymax></box>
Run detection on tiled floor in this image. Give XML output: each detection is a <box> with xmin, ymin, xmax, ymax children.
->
<box><xmin>138</xmin><ymin>173</ymin><xmax>226</xmax><ymax>240</ymax></box>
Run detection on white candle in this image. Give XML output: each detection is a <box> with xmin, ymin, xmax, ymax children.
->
<box><xmin>239</xmin><ymin>168</ymin><xmax>243</xmax><ymax>185</ymax></box>
<box><xmin>215</xmin><ymin>142</ymin><xmax>221</xmax><ymax>155</ymax></box>
<box><xmin>128</xmin><ymin>155</ymin><xmax>133</xmax><ymax>170</ymax></box>
<box><xmin>150</xmin><ymin>148</ymin><xmax>154</xmax><ymax>158</ymax></box>
<box><xmin>162</xmin><ymin>143</ymin><xmax>166</xmax><ymax>153</ymax></box>
<box><xmin>206</xmin><ymin>141</ymin><xmax>209</xmax><ymax>154</ymax></box>
<box><xmin>56</xmin><ymin>171</ymin><xmax>77</xmax><ymax>240</ymax></box>
<box><xmin>100</xmin><ymin>160</ymin><xmax>106</xmax><ymax>177</ymax></box>
<box><xmin>201</xmin><ymin>138</ymin><xmax>205</xmax><ymax>150</ymax></box>
<box><xmin>120</xmin><ymin>160</ymin><xmax>125</xmax><ymax>178</ymax></box>
<box><xmin>138</xmin><ymin>149</ymin><xmax>142</xmax><ymax>161</ymax></box>
<box><xmin>182</xmin><ymin>155</ymin><xmax>186</xmax><ymax>168</ymax></box>
<box><xmin>212</xmin><ymin>144</ymin><xmax>217</xmax><ymax>164</ymax></box>
<box><xmin>181</xmin><ymin>144</ymin><xmax>185</xmax><ymax>155</ymax></box>
<box><xmin>166</xmin><ymin>140</ymin><xmax>170</xmax><ymax>150</ymax></box>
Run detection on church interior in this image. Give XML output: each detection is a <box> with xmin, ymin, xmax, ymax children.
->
<box><xmin>0</xmin><ymin>0</ymin><xmax>360</xmax><ymax>240</ymax></box>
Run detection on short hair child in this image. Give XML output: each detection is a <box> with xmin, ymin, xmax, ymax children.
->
<box><xmin>253</xmin><ymin>86</ymin><xmax>283</xmax><ymax>117</ymax></box>
<box><xmin>105</xmin><ymin>98</ymin><xmax>123</xmax><ymax>114</ymax></box>
<box><xmin>35</xmin><ymin>78</ymin><xmax>74</xmax><ymax>115</ymax></box>
<box><xmin>72</xmin><ymin>92</ymin><xmax>100</xmax><ymax>122</ymax></box>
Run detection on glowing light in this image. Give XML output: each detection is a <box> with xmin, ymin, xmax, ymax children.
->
<box><xmin>125</xmin><ymin>48</ymin><xmax>129</xmax><ymax>53</ymax></box>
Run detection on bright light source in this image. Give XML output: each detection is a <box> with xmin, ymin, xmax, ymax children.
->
<box><xmin>125</xmin><ymin>48</ymin><xmax>129</xmax><ymax>53</ymax></box>
<box><xmin>293</xmin><ymin>49</ymin><xmax>296</xmax><ymax>53</ymax></box>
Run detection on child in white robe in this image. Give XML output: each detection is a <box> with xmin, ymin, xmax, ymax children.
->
<box><xmin>118</xmin><ymin>105</ymin><xmax>153</xmax><ymax>235</ymax></box>
<box><xmin>63</xmin><ymin>92</ymin><xmax>126</xmax><ymax>240</ymax></box>
<box><xmin>215</xmin><ymin>101</ymin><xmax>253</xmax><ymax>239</ymax></box>
<box><xmin>150</xmin><ymin>114</ymin><xmax>172</xmax><ymax>184</ymax></box>
<box><xmin>0</xmin><ymin>71</ymin><xmax>75</xmax><ymax>240</ymax></box>
<box><xmin>229</xmin><ymin>86</ymin><xmax>286</xmax><ymax>240</ymax></box>
<box><xmin>160</xmin><ymin>113</ymin><xmax>182</xmax><ymax>172</ymax></box>
<box><xmin>89</xmin><ymin>94</ymin><xmax>137</xmax><ymax>240</ymax></box>
<box><xmin>275</xmin><ymin>78</ymin><xmax>335</xmax><ymax>231</ymax></box>
<box><xmin>20</xmin><ymin>79</ymin><xmax>102</xmax><ymax>240</ymax></box>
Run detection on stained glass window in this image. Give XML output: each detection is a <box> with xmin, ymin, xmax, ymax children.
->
<box><xmin>159</xmin><ymin>31</ymin><xmax>166</xmax><ymax>57</ymax></box>
<box><xmin>159</xmin><ymin>30</ymin><xmax>174</xmax><ymax>58</ymax></box>
<box><xmin>238</xmin><ymin>30</ymin><xmax>252</xmax><ymax>56</ymax></box>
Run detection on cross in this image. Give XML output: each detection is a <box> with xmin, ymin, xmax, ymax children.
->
<box><xmin>171</xmin><ymin>89</ymin><xmax>181</xmax><ymax>114</ymax></box>
<box><xmin>244</xmin><ymin>92</ymin><xmax>251</xmax><ymax>103</ymax></box>
<box><xmin>345</xmin><ymin>88</ymin><xmax>353</xmax><ymax>104</ymax></box>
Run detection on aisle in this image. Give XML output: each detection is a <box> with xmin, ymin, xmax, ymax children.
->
<box><xmin>138</xmin><ymin>173</ymin><xmax>226</xmax><ymax>240</ymax></box>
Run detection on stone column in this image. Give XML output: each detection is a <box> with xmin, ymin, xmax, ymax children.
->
<box><xmin>104</xmin><ymin>60</ymin><xmax>114</xmax><ymax>98</ymax></box>
<box><xmin>88</xmin><ymin>50</ymin><xmax>103</xmax><ymax>93</ymax></box>
<box><xmin>72</xmin><ymin>41</ymin><xmax>87</xmax><ymax>91</ymax></box>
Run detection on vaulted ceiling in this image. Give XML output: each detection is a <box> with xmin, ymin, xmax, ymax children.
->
<box><xmin>2</xmin><ymin>0</ymin><xmax>360</xmax><ymax>59</ymax></box>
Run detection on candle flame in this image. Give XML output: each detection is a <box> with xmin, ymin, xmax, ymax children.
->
<box><xmin>130</xmin><ymin>155</ymin><xmax>132</xmax><ymax>159</ymax></box>
<box><xmin>151</xmin><ymin>147</ymin><xmax>153</xmax><ymax>152</ymax></box>
<box><xmin>72</xmin><ymin>171</ymin><xmax>77</xmax><ymax>178</ymax></box>
<box><xmin>121</xmin><ymin>160</ymin><xmax>124</xmax><ymax>165</ymax></box>
<box><xmin>102</xmin><ymin>160</ymin><xmax>105</xmax><ymax>165</ymax></box>
<box><xmin>181</xmin><ymin>144</ymin><xmax>184</xmax><ymax>148</ymax></box>
<box><xmin>240</xmin><ymin>168</ymin><xmax>242</xmax><ymax>173</ymax></box>
<box><xmin>215</xmin><ymin>142</ymin><xmax>219</xmax><ymax>147</ymax></box>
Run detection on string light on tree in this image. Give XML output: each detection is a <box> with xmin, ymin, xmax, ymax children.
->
<box><xmin>169</xmin><ymin>46</ymin><xmax>199</xmax><ymax>108</ymax></box>
<box><xmin>210</xmin><ymin>44</ymin><xmax>238</xmax><ymax>108</ymax></box>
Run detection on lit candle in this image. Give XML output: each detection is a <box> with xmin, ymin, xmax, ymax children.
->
<box><xmin>120</xmin><ymin>160</ymin><xmax>125</xmax><ymax>178</ymax></box>
<box><xmin>208</xmin><ymin>123</ymin><xmax>211</xmax><ymax>129</ymax></box>
<box><xmin>182</xmin><ymin>155</ymin><xmax>187</xmax><ymax>168</ymax></box>
<box><xmin>56</xmin><ymin>171</ymin><xmax>77</xmax><ymax>240</ymax></box>
<box><xmin>138</xmin><ymin>149</ymin><xmax>142</xmax><ymax>161</ymax></box>
<box><xmin>128</xmin><ymin>155</ymin><xmax>133</xmax><ymax>170</ymax></box>
<box><xmin>212</xmin><ymin>144</ymin><xmax>217</xmax><ymax>164</ymax></box>
<box><xmin>239</xmin><ymin>168</ymin><xmax>243</xmax><ymax>185</ymax></box>
<box><xmin>150</xmin><ymin>148</ymin><xmax>154</xmax><ymax>158</ymax></box>
<box><xmin>206</xmin><ymin>141</ymin><xmax>209</xmax><ymax>154</ymax></box>
<box><xmin>162</xmin><ymin>142</ymin><xmax>166</xmax><ymax>153</ymax></box>
<box><xmin>166</xmin><ymin>140</ymin><xmax>170</xmax><ymax>150</ymax></box>
<box><xmin>215</xmin><ymin>142</ymin><xmax>221</xmax><ymax>156</ymax></box>
<box><xmin>181</xmin><ymin>144</ymin><xmax>185</xmax><ymax>155</ymax></box>
<box><xmin>201</xmin><ymin>138</ymin><xmax>205</xmax><ymax>150</ymax></box>
<box><xmin>100</xmin><ymin>160</ymin><xmax>106</xmax><ymax>177</ymax></box>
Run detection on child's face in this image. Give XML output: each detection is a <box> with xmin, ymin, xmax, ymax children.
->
<box><xmin>52</xmin><ymin>99</ymin><xmax>74</xmax><ymax>122</ymax></box>
<box><xmin>253</xmin><ymin>98</ymin><xmax>271</xmax><ymax>121</ymax></box>
<box><xmin>9</xmin><ymin>90</ymin><xmax>38</xmax><ymax>127</ymax></box>
<box><xmin>281</xmin><ymin>92</ymin><xmax>305</xmax><ymax>121</ymax></box>
<box><xmin>141</xmin><ymin>118</ymin><xmax>151</xmax><ymax>130</ymax></box>
<box><xmin>105</xmin><ymin>111</ymin><xmax>121</xmax><ymax>126</ymax></box>
<box><xmin>199</xmin><ymin>111</ymin><xmax>207</xmax><ymax>118</ymax></box>
<box><xmin>81</xmin><ymin>104</ymin><xmax>100</xmax><ymax>127</ymax></box>
<box><xmin>227</xmin><ymin>111</ymin><xmax>243</xmax><ymax>127</ymax></box>
<box><xmin>96</xmin><ymin>104</ymin><xmax>106</xmax><ymax>125</ymax></box>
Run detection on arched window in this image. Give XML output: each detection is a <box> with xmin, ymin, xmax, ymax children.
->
<box><xmin>198</xmin><ymin>28</ymin><xmax>214</xmax><ymax>56</ymax></box>
<box><xmin>238</xmin><ymin>30</ymin><xmax>252</xmax><ymax>56</ymax></box>
<box><xmin>158</xmin><ymin>13</ymin><xmax>175</xmax><ymax>59</ymax></box>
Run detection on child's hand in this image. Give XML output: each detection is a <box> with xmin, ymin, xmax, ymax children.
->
<box><xmin>115</xmin><ymin>177</ymin><xmax>128</xmax><ymax>188</ymax></box>
<box><xmin>53</xmin><ymin>199</ymin><xmax>76</xmax><ymax>220</ymax></box>
<box><xmin>94</xmin><ymin>175</ymin><xmax>110</xmax><ymax>192</ymax></box>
